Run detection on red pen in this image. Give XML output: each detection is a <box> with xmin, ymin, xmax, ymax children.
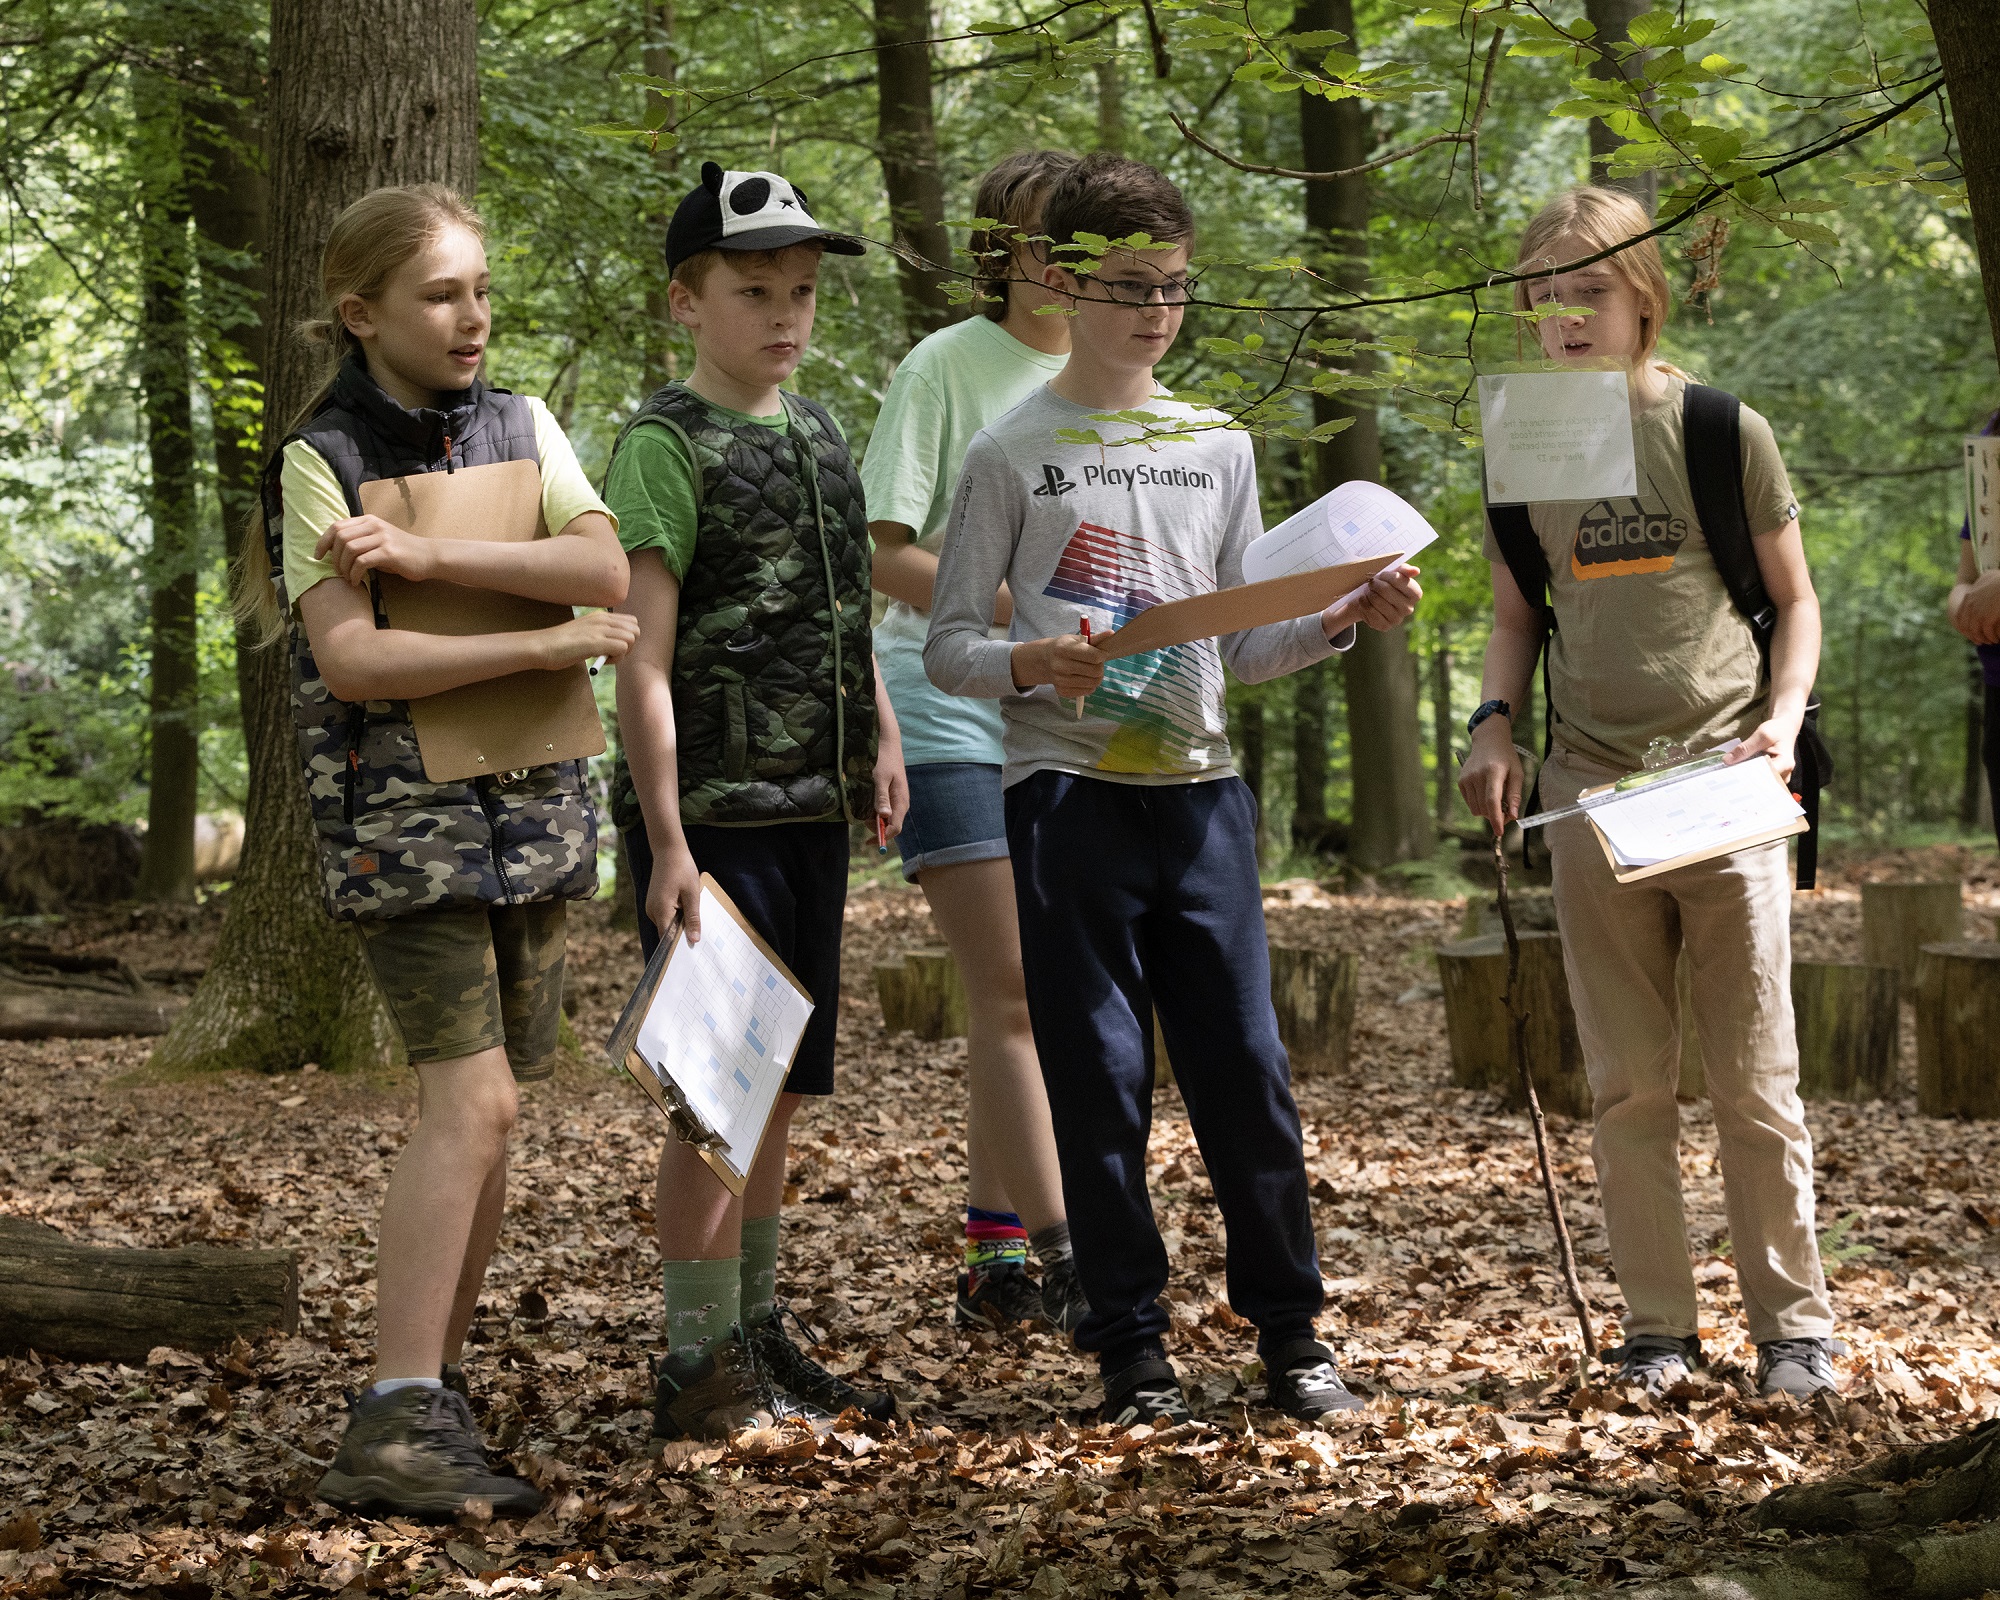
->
<box><xmin>876</xmin><ymin>814</ymin><xmax>888</xmax><ymax>855</ymax></box>
<box><xmin>1076</xmin><ymin>616</ymin><xmax>1092</xmax><ymax>719</ymax></box>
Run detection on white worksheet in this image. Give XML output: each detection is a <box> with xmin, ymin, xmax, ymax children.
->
<box><xmin>1479</xmin><ymin>369</ymin><xmax>1638</xmax><ymax>504</ymax></box>
<box><xmin>633</xmin><ymin>884</ymin><xmax>812</xmax><ymax>1183</ymax></box>
<box><xmin>1966</xmin><ymin>434</ymin><xmax>2000</xmax><ymax>574</ymax></box>
<box><xmin>1590</xmin><ymin>757</ymin><xmax>1803</xmax><ymax>869</ymax></box>
<box><xmin>1242</xmin><ymin>479</ymin><xmax>1437</xmax><ymax>585</ymax></box>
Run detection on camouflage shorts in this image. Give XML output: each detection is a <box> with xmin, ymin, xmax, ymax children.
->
<box><xmin>356</xmin><ymin>901</ymin><xmax>567</xmax><ymax>1081</ymax></box>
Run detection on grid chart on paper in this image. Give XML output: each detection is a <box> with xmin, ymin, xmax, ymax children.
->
<box><xmin>648</xmin><ymin>915</ymin><xmax>796</xmax><ymax>1154</ymax></box>
<box><xmin>1042</xmin><ymin>520</ymin><xmax>1223</xmax><ymax>774</ymax></box>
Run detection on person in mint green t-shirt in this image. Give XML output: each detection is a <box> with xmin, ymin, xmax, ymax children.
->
<box><xmin>861</xmin><ymin>150</ymin><xmax>1087</xmax><ymax>1346</ymax></box>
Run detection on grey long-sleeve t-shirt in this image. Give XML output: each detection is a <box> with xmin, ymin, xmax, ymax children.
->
<box><xmin>924</xmin><ymin>385</ymin><xmax>1353</xmax><ymax>788</ymax></box>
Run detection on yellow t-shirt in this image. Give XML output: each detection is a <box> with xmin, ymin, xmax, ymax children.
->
<box><xmin>1482</xmin><ymin>376</ymin><xmax>1800</xmax><ymax>771</ymax></box>
<box><xmin>280</xmin><ymin>394</ymin><xmax>613</xmax><ymax>606</ymax></box>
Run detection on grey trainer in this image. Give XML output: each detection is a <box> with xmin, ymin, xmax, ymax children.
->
<box><xmin>317</xmin><ymin>1384</ymin><xmax>539</xmax><ymax>1519</ymax></box>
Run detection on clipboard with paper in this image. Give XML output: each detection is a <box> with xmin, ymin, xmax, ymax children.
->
<box><xmin>357</xmin><ymin>459</ymin><xmax>607</xmax><ymax>783</ymax></box>
<box><xmin>1567</xmin><ymin>754</ymin><xmax>1807</xmax><ymax>884</ymax></box>
<box><xmin>1096</xmin><ymin>481</ymin><xmax>1436</xmax><ymax>660</ymax></box>
<box><xmin>604</xmin><ymin>874</ymin><xmax>813</xmax><ymax>1196</ymax></box>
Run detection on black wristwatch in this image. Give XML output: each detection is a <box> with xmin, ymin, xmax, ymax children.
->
<box><xmin>1467</xmin><ymin>699</ymin><xmax>1512</xmax><ymax>737</ymax></box>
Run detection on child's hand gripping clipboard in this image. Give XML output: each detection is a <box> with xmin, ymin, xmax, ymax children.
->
<box><xmin>357</xmin><ymin>459</ymin><xmax>607</xmax><ymax>783</ymax></box>
<box><xmin>604</xmin><ymin>874</ymin><xmax>814</xmax><ymax>1198</ymax></box>
<box><xmin>1094</xmin><ymin>553</ymin><xmax>1400</xmax><ymax>661</ymax></box>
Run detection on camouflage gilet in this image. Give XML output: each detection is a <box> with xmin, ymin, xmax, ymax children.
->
<box><xmin>607</xmin><ymin>384</ymin><xmax>875</xmax><ymax>831</ymax></box>
<box><xmin>262</xmin><ymin>357</ymin><xmax>598</xmax><ymax>923</ymax></box>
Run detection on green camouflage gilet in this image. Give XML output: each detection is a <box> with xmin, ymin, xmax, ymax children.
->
<box><xmin>607</xmin><ymin>384</ymin><xmax>875</xmax><ymax>831</ymax></box>
<box><xmin>262</xmin><ymin>358</ymin><xmax>599</xmax><ymax>922</ymax></box>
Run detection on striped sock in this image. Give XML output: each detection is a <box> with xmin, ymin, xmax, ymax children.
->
<box><xmin>966</xmin><ymin>1206</ymin><xmax>1028</xmax><ymax>1272</ymax></box>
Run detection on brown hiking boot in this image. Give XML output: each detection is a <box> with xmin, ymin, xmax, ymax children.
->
<box><xmin>650</xmin><ymin>1328</ymin><xmax>834</xmax><ymax>1445</ymax></box>
<box><xmin>317</xmin><ymin>1384</ymin><xmax>540</xmax><ymax>1519</ymax></box>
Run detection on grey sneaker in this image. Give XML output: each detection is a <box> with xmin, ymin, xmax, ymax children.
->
<box><xmin>1265</xmin><ymin>1340</ymin><xmax>1366</xmax><ymax>1420</ymax></box>
<box><xmin>1603</xmin><ymin>1334</ymin><xmax>1701</xmax><ymax>1395</ymax></box>
<box><xmin>1038</xmin><ymin>1254</ymin><xmax>1090</xmax><ymax>1336</ymax></box>
<box><xmin>955</xmin><ymin>1261</ymin><xmax>1046</xmax><ymax>1329</ymax></box>
<box><xmin>745</xmin><ymin>1309</ymin><xmax>895</xmax><ymax>1421</ymax></box>
<box><xmin>650</xmin><ymin>1329</ymin><xmax>834</xmax><ymax>1445</ymax></box>
<box><xmin>1757</xmin><ymin>1337</ymin><xmax>1839</xmax><ymax>1399</ymax></box>
<box><xmin>317</xmin><ymin>1384</ymin><xmax>540</xmax><ymax>1519</ymax></box>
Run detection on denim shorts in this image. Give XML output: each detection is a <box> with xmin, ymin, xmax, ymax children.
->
<box><xmin>896</xmin><ymin>762</ymin><xmax>1010</xmax><ymax>882</ymax></box>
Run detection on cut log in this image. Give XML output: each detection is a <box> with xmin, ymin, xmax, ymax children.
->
<box><xmin>0</xmin><ymin>990</ymin><xmax>183</xmax><ymax>1040</ymax></box>
<box><xmin>873</xmin><ymin>947</ymin><xmax>968</xmax><ymax>1041</ymax></box>
<box><xmin>1435</xmin><ymin>931</ymin><xmax>1589</xmax><ymax>1117</ymax></box>
<box><xmin>1269</xmin><ymin>946</ymin><xmax>1358</xmax><ymax>1077</ymax></box>
<box><xmin>1793</xmin><ymin>961</ymin><xmax>1899</xmax><ymax>1101</ymax></box>
<box><xmin>1863</xmin><ymin>881</ymin><xmax>1965</xmax><ymax>997</ymax></box>
<box><xmin>1674</xmin><ymin>949</ymin><xmax>1705</xmax><ymax>1101</ymax></box>
<box><xmin>1915</xmin><ymin>942</ymin><xmax>2000</xmax><ymax>1118</ymax></box>
<box><xmin>0</xmin><ymin>1216</ymin><xmax>298</xmax><ymax>1364</ymax></box>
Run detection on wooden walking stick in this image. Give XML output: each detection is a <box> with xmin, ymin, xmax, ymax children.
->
<box><xmin>1494</xmin><ymin>833</ymin><xmax>1598</xmax><ymax>1360</ymax></box>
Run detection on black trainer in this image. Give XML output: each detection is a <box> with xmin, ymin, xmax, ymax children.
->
<box><xmin>317</xmin><ymin>1384</ymin><xmax>540</xmax><ymax>1519</ymax></box>
<box><xmin>745</xmin><ymin>1308</ymin><xmax>896</xmax><ymax>1421</ymax></box>
<box><xmin>1038</xmin><ymin>1254</ymin><xmax>1090</xmax><ymax>1336</ymax></box>
<box><xmin>956</xmin><ymin>1261</ymin><xmax>1046</xmax><ymax>1329</ymax></box>
<box><xmin>1264</xmin><ymin>1340</ymin><xmax>1366</xmax><ymax>1420</ymax></box>
<box><xmin>1101</xmin><ymin>1358</ymin><xmax>1193</xmax><ymax>1427</ymax></box>
<box><xmin>1603</xmin><ymin>1334</ymin><xmax>1702</xmax><ymax>1396</ymax></box>
<box><xmin>650</xmin><ymin>1329</ymin><xmax>834</xmax><ymax>1445</ymax></box>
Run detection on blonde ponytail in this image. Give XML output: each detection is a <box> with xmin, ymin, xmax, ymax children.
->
<box><xmin>232</xmin><ymin>184</ymin><xmax>487</xmax><ymax>647</ymax></box>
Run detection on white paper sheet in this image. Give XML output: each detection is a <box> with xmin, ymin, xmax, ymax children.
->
<box><xmin>1966</xmin><ymin>434</ymin><xmax>2000</xmax><ymax>575</ymax></box>
<box><xmin>1589</xmin><ymin>757</ymin><xmax>1803</xmax><ymax>869</ymax></box>
<box><xmin>1479</xmin><ymin>369</ymin><xmax>1638</xmax><ymax>504</ymax></box>
<box><xmin>633</xmin><ymin>885</ymin><xmax>812</xmax><ymax>1182</ymax></box>
<box><xmin>1242</xmin><ymin>480</ymin><xmax>1437</xmax><ymax>585</ymax></box>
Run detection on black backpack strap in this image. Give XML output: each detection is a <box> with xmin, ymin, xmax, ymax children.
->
<box><xmin>1486</xmin><ymin>504</ymin><xmax>1558</xmax><ymax>857</ymax></box>
<box><xmin>1682</xmin><ymin>383</ymin><xmax>1830</xmax><ymax>888</ymax></box>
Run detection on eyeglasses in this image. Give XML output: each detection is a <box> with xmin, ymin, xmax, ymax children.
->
<box><xmin>1075</xmin><ymin>273</ymin><xmax>1200</xmax><ymax>307</ymax></box>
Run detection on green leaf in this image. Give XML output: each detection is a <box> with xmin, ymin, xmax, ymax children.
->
<box><xmin>578</xmin><ymin>121</ymin><xmax>647</xmax><ymax>140</ymax></box>
<box><xmin>1306</xmin><ymin>417</ymin><xmax>1356</xmax><ymax>442</ymax></box>
<box><xmin>1774</xmin><ymin>218</ymin><xmax>1840</xmax><ymax>248</ymax></box>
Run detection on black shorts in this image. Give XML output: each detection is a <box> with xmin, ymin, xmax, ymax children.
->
<box><xmin>626</xmin><ymin>819</ymin><xmax>848</xmax><ymax>1096</ymax></box>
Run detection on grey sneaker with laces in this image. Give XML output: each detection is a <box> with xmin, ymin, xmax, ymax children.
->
<box><xmin>1603</xmin><ymin>1334</ymin><xmax>1701</xmax><ymax>1395</ymax></box>
<box><xmin>1038</xmin><ymin>1254</ymin><xmax>1090</xmax><ymax>1336</ymax></box>
<box><xmin>1265</xmin><ymin>1340</ymin><xmax>1366</xmax><ymax>1420</ymax></box>
<box><xmin>1102</xmin><ymin>1357</ymin><xmax>1193</xmax><ymax>1427</ymax></box>
<box><xmin>745</xmin><ymin>1308</ymin><xmax>896</xmax><ymax>1421</ymax></box>
<box><xmin>651</xmin><ymin>1327</ymin><xmax>835</xmax><ymax>1444</ymax></box>
<box><xmin>1757</xmin><ymin>1336</ymin><xmax>1839</xmax><ymax>1399</ymax></box>
<box><xmin>955</xmin><ymin>1260</ymin><xmax>1047</xmax><ymax>1329</ymax></box>
<box><xmin>317</xmin><ymin>1383</ymin><xmax>540</xmax><ymax>1518</ymax></box>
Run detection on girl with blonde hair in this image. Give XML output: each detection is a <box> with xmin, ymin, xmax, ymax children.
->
<box><xmin>1460</xmin><ymin>186</ymin><xmax>1838</xmax><ymax>1400</ymax></box>
<box><xmin>247</xmin><ymin>183</ymin><xmax>637</xmax><ymax>1516</ymax></box>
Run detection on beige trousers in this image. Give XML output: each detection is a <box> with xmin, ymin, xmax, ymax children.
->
<box><xmin>1541</xmin><ymin>748</ymin><xmax>1832</xmax><ymax>1346</ymax></box>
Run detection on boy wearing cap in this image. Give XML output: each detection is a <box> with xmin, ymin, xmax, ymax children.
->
<box><xmin>608</xmin><ymin>162</ymin><xmax>908</xmax><ymax>1441</ymax></box>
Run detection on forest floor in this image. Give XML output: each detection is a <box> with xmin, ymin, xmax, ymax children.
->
<box><xmin>4</xmin><ymin>841</ymin><xmax>2000</xmax><ymax>1599</ymax></box>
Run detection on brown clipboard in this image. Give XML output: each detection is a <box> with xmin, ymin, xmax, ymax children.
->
<box><xmin>1096</xmin><ymin>552</ymin><xmax>1399</xmax><ymax>661</ymax></box>
<box><xmin>1582</xmin><ymin>759</ymin><xmax>1808</xmax><ymax>884</ymax></box>
<box><xmin>358</xmin><ymin>459</ymin><xmax>606</xmax><ymax>783</ymax></box>
<box><xmin>605</xmin><ymin>874</ymin><xmax>813</xmax><ymax>1197</ymax></box>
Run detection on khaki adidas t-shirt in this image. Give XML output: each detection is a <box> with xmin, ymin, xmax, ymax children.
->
<box><xmin>1482</xmin><ymin>375</ymin><xmax>1799</xmax><ymax>771</ymax></box>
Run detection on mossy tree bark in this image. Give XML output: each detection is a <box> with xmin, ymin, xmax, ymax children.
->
<box><xmin>874</xmin><ymin>0</ymin><xmax>956</xmax><ymax>344</ymax></box>
<box><xmin>150</xmin><ymin>0</ymin><xmax>479</xmax><ymax>1074</ymax></box>
<box><xmin>1932</xmin><ymin>1</ymin><xmax>2000</xmax><ymax>366</ymax></box>
<box><xmin>1580</xmin><ymin>0</ymin><xmax>1656</xmax><ymax>212</ymax></box>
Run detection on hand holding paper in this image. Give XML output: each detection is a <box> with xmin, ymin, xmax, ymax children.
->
<box><xmin>1332</xmin><ymin>563</ymin><xmax>1423</xmax><ymax>634</ymax></box>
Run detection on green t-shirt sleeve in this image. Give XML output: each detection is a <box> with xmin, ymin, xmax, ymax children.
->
<box><xmin>858</xmin><ymin>363</ymin><xmax>944</xmax><ymax>538</ymax></box>
<box><xmin>604</xmin><ymin>421</ymin><xmax>700</xmax><ymax>581</ymax></box>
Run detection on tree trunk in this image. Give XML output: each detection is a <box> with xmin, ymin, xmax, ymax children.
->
<box><xmin>1862</xmin><ymin>880</ymin><xmax>1965</xmax><ymax>998</ymax></box>
<box><xmin>1431</xmin><ymin>627</ymin><xmax>1453</xmax><ymax>827</ymax></box>
<box><xmin>1793</xmin><ymin>961</ymin><xmax>1899</xmax><ymax>1101</ymax></box>
<box><xmin>1436</xmin><ymin>930</ymin><xmax>1587</xmax><ymax>1116</ymax></box>
<box><xmin>150</xmin><ymin>0</ymin><xmax>479</xmax><ymax>1074</ymax></box>
<box><xmin>874</xmin><ymin>948</ymin><xmax>968</xmax><ymax>1040</ymax></box>
<box><xmin>1915</xmin><ymin>942</ymin><xmax>2000</xmax><ymax>1118</ymax></box>
<box><xmin>1270</xmin><ymin>946</ymin><xmax>1357</xmax><ymax>1076</ymax></box>
<box><xmin>641</xmin><ymin>0</ymin><xmax>681</xmax><ymax>393</ymax></box>
<box><xmin>0</xmin><ymin>1217</ymin><xmax>297</xmax><ymax>1365</ymax></box>
<box><xmin>1933</xmin><ymin>1</ymin><xmax>2000</xmax><ymax>367</ymax></box>
<box><xmin>1096</xmin><ymin>14</ymin><xmax>1125</xmax><ymax>154</ymax></box>
<box><xmin>1962</xmin><ymin>651</ymin><xmax>1986</xmax><ymax>832</ymax></box>
<box><xmin>874</xmin><ymin>0</ymin><xmax>956</xmax><ymax>343</ymax></box>
<box><xmin>184</xmin><ymin>38</ymin><xmax>271</xmax><ymax>725</ymax></box>
<box><xmin>133</xmin><ymin>70</ymin><xmax>202</xmax><ymax>904</ymax></box>
<box><xmin>1296</xmin><ymin>0</ymin><xmax>1434</xmax><ymax>872</ymax></box>
<box><xmin>1292</xmin><ymin>661</ymin><xmax>1331</xmax><ymax>847</ymax></box>
<box><xmin>1581</xmin><ymin>0</ymin><xmax>1657</xmax><ymax>212</ymax></box>
<box><xmin>1236</xmin><ymin>694</ymin><xmax>1268</xmax><ymax>865</ymax></box>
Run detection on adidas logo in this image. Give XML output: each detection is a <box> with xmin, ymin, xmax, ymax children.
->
<box><xmin>1031</xmin><ymin>464</ymin><xmax>1075</xmax><ymax>497</ymax></box>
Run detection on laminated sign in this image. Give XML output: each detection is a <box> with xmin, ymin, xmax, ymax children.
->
<box><xmin>1479</xmin><ymin>368</ymin><xmax>1638</xmax><ymax>505</ymax></box>
<box><xmin>1966</xmin><ymin>434</ymin><xmax>2000</xmax><ymax>575</ymax></box>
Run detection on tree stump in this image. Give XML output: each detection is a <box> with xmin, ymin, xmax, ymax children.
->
<box><xmin>1435</xmin><ymin>931</ymin><xmax>1590</xmax><ymax>1117</ymax></box>
<box><xmin>0</xmin><ymin>1217</ymin><xmax>298</xmax><ymax>1364</ymax></box>
<box><xmin>873</xmin><ymin>948</ymin><xmax>969</xmax><ymax>1041</ymax></box>
<box><xmin>1915</xmin><ymin>942</ymin><xmax>2000</xmax><ymax>1118</ymax></box>
<box><xmin>1674</xmin><ymin>949</ymin><xmax>1706</xmax><ymax>1101</ymax></box>
<box><xmin>1863</xmin><ymin>881</ymin><xmax>1965</xmax><ymax>998</ymax></box>
<box><xmin>1793</xmin><ymin>961</ymin><xmax>1899</xmax><ymax>1101</ymax></box>
<box><xmin>1269</xmin><ymin>946</ymin><xmax>1358</xmax><ymax>1077</ymax></box>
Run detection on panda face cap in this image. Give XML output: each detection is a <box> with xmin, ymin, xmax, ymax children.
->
<box><xmin>665</xmin><ymin>162</ymin><xmax>866</xmax><ymax>271</ymax></box>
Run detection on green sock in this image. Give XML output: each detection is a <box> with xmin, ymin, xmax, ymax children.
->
<box><xmin>662</xmin><ymin>1258</ymin><xmax>742</xmax><ymax>1357</ymax></box>
<box><xmin>739</xmin><ymin>1213</ymin><xmax>781</xmax><ymax>1328</ymax></box>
